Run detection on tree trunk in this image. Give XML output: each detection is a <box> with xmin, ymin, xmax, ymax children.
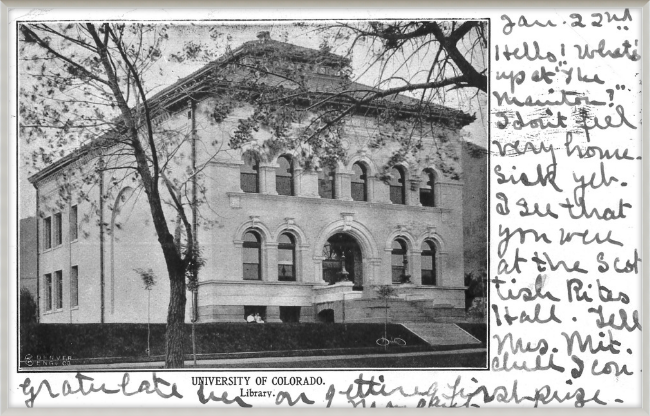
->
<box><xmin>165</xmin><ymin>264</ymin><xmax>187</xmax><ymax>368</ymax></box>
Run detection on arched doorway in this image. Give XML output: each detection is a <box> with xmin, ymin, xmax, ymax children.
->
<box><xmin>322</xmin><ymin>233</ymin><xmax>364</xmax><ymax>290</ymax></box>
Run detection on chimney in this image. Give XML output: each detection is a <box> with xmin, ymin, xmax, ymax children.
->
<box><xmin>256</xmin><ymin>31</ymin><xmax>271</xmax><ymax>42</ymax></box>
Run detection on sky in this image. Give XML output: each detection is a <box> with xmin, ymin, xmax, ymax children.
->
<box><xmin>18</xmin><ymin>21</ymin><xmax>487</xmax><ymax>218</ymax></box>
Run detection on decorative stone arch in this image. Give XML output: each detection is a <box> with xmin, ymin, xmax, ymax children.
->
<box><xmin>415</xmin><ymin>228</ymin><xmax>448</xmax><ymax>286</ymax></box>
<box><xmin>312</xmin><ymin>214</ymin><xmax>381</xmax><ymax>285</ymax></box>
<box><xmin>421</xmin><ymin>164</ymin><xmax>443</xmax><ymax>182</ymax></box>
<box><xmin>233</xmin><ymin>216</ymin><xmax>273</xmax><ymax>243</ymax></box>
<box><xmin>272</xmin><ymin>218</ymin><xmax>309</xmax><ymax>246</ymax></box>
<box><xmin>384</xmin><ymin>227</ymin><xmax>417</xmax><ymax>283</ymax></box>
<box><xmin>324</xmin><ymin>159</ymin><xmax>346</xmax><ymax>172</ymax></box>
<box><xmin>384</xmin><ymin>228</ymin><xmax>417</xmax><ymax>252</ymax></box>
<box><xmin>415</xmin><ymin>227</ymin><xmax>446</xmax><ymax>253</ymax></box>
<box><xmin>346</xmin><ymin>156</ymin><xmax>379</xmax><ymax>202</ymax></box>
<box><xmin>346</xmin><ymin>154</ymin><xmax>379</xmax><ymax>176</ymax></box>
<box><xmin>419</xmin><ymin>165</ymin><xmax>443</xmax><ymax>207</ymax></box>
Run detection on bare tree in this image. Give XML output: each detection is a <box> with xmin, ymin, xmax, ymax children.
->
<box><xmin>228</xmin><ymin>21</ymin><xmax>486</xmax><ymax>177</ymax></box>
<box><xmin>20</xmin><ymin>22</ymin><xmax>221</xmax><ymax>368</ymax></box>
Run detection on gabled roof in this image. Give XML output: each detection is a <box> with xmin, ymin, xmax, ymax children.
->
<box><xmin>29</xmin><ymin>35</ymin><xmax>475</xmax><ymax>185</ymax></box>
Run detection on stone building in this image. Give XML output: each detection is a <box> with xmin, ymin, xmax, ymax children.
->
<box><xmin>28</xmin><ymin>34</ymin><xmax>481</xmax><ymax>325</ymax></box>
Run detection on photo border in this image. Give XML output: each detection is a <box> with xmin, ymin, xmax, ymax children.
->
<box><xmin>1</xmin><ymin>1</ymin><xmax>648</xmax><ymax>414</ymax></box>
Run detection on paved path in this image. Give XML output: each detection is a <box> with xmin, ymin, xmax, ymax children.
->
<box><xmin>26</xmin><ymin>348</ymin><xmax>486</xmax><ymax>371</ymax></box>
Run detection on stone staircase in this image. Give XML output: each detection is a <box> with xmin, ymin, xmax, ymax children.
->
<box><xmin>402</xmin><ymin>322</ymin><xmax>481</xmax><ymax>346</ymax></box>
<box><xmin>339</xmin><ymin>298</ymin><xmax>464</xmax><ymax>323</ymax></box>
<box><xmin>329</xmin><ymin>298</ymin><xmax>481</xmax><ymax>347</ymax></box>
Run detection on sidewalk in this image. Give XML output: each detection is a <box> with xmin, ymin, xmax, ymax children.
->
<box><xmin>25</xmin><ymin>347</ymin><xmax>486</xmax><ymax>371</ymax></box>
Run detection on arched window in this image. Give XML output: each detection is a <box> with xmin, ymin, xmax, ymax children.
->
<box><xmin>420</xmin><ymin>169</ymin><xmax>435</xmax><ymax>207</ymax></box>
<box><xmin>351</xmin><ymin>162</ymin><xmax>367</xmax><ymax>201</ymax></box>
<box><xmin>389</xmin><ymin>166</ymin><xmax>406</xmax><ymax>205</ymax></box>
<box><xmin>241</xmin><ymin>159</ymin><xmax>259</xmax><ymax>193</ymax></box>
<box><xmin>276</xmin><ymin>155</ymin><xmax>293</xmax><ymax>196</ymax></box>
<box><xmin>278</xmin><ymin>233</ymin><xmax>295</xmax><ymax>281</ymax></box>
<box><xmin>243</xmin><ymin>231</ymin><xmax>261</xmax><ymax>280</ymax></box>
<box><xmin>318</xmin><ymin>165</ymin><xmax>336</xmax><ymax>199</ymax></box>
<box><xmin>391</xmin><ymin>239</ymin><xmax>408</xmax><ymax>284</ymax></box>
<box><xmin>421</xmin><ymin>241</ymin><xmax>437</xmax><ymax>285</ymax></box>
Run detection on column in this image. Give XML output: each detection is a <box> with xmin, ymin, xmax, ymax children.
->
<box><xmin>259</xmin><ymin>163</ymin><xmax>278</xmax><ymax>195</ymax></box>
<box><xmin>298</xmin><ymin>169</ymin><xmax>320</xmax><ymax>198</ymax></box>
<box><xmin>336</xmin><ymin>172</ymin><xmax>353</xmax><ymax>201</ymax></box>
<box><xmin>408</xmin><ymin>179</ymin><xmax>421</xmax><ymax>206</ymax></box>
<box><xmin>265</xmin><ymin>242</ymin><xmax>278</xmax><ymax>281</ymax></box>
<box><xmin>410</xmin><ymin>249</ymin><xmax>422</xmax><ymax>285</ymax></box>
<box><xmin>266</xmin><ymin>306</ymin><xmax>281</xmax><ymax>323</ymax></box>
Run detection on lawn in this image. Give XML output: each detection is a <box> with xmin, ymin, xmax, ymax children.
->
<box><xmin>202</xmin><ymin>351</ymin><xmax>487</xmax><ymax>369</ymax></box>
<box><xmin>20</xmin><ymin>322</ymin><xmax>428</xmax><ymax>361</ymax></box>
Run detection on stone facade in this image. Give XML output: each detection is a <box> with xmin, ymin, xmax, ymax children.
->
<box><xmin>29</xmin><ymin>38</ymin><xmax>477</xmax><ymax>325</ymax></box>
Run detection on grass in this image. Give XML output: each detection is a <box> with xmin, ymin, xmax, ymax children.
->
<box><xmin>20</xmin><ymin>322</ymin><xmax>428</xmax><ymax>360</ymax></box>
<box><xmin>201</xmin><ymin>351</ymin><xmax>487</xmax><ymax>369</ymax></box>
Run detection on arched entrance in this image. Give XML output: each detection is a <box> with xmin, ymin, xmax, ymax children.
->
<box><xmin>322</xmin><ymin>233</ymin><xmax>364</xmax><ymax>290</ymax></box>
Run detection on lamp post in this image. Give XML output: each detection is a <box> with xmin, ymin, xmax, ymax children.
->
<box><xmin>340</xmin><ymin>252</ymin><xmax>350</xmax><ymax>330</ymax></box>
<box><xmin>340</xmin><ymin>252</ymin><xmax>350</xmax><ymax>282</ymax></box>
<box><xmin>146</xmin><ymin>286</ymin><xmax>152</xmax><ymax>357</ymax></box>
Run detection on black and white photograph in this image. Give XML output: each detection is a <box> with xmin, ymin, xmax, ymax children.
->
<box><xmin>5</xmin><ymin>3</ymin><xmax>646</xmax><ymax>410</ymax></box>
<box><xmin>17</xmin><ymin>18</ymin><xmax>488</xmax><ymax>371</ymax></box>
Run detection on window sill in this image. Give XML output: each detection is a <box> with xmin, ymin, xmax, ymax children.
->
<box><xmin>42</xmin><ymin>308</ymin><xmax>64</xmax><ymax>315</ymax></box>
<box><xmin>200</xmin><ymin>280</ymin><xmax>318</xmax><ymax>287</ymax></box>
<box><xmin>42</xmin><ymin>244</ymin><xmax>63</xmax><ymax>254</ymax></box>
<box><xmin>227</xmin><ymin>192</ymin><xmax>452</xmax><ymax>213</ymax></box>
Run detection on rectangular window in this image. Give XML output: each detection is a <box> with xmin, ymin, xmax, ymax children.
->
<box><xmin>420</xmin><ymin>189</ymin><xmax>434</xmax><ymax>207</ymax></box>
<box><xmin>55</xmin><ymin>270</ymin><xmax>63</xmax><ymax>309</ymax></box>
<box><xmin>244</xmin><ymin>306</ymin><xmax>267</xmax><ymax>321</ymax></box>
<box><xmin>422</xmin><ymin>270</ymin><xmax>435</xmax><ymax>286</ymax></box>
<box><xmin>70</xmin><ymin>205</ymin><xmax>78</xmax><ymax>241</ymax></box>
<box><xmin>241</xmin><ymin>172</ymin><xmax>258</xmax><ymax>193</ymax></box>
<box><xmin>391</xmin><ymin>266</ymin><xmax>405</xmax><ymax>284</ymax></box>
<box><xmin>351</xmin><ymin>183</ymin><xmax>366</xmax><ymax>202</ymax></box>
<box><xmin>276</xmin><ymin>176</ymin><xmax>292</xmax><ymax>196</ymax></box>
<box><xmin>44</xmin><ymin>273</ymin><xmax>52</xmax><ymax>311</ymax></box>
<box><xmin>53</xmin><ymin>213</ymin><xmax>63</xmax><ymax>246</ymax></box>
<box><xmin>277</xmin><ymin>248</ymin><xmax>295</xmax><ymax>281</ymax></box>
<box><xmin>318</xmin><ymin>178</ymin><xmax>334</xmax><ymax>199</ymax></box>
<box><xmin>43</xmin><ymin>217</ymin><xmax>52</xmax><ymax>250</ymax></box>
<box><xmin>243</xmin><ymin>247</ymin><xmax>260</xmax><ymax>280</ymax></box>
<box><xmin>70</xmin><ymin>266</ymin><xmax>79</xmax><ymax>307</ymax></box>
<box><xmin>390</xmin><ymin>185</ymin><xmax>405</xmax><ymax>205</ymax></box>
<box><xmin>318</xmin><ymin>169</ymin><xmax>335</xmax><ymax>199</ymax></box>
<box><xmin>280</xmin><ymin>306</ymin><xmax>301</xmax><ymax>323</ymax></box>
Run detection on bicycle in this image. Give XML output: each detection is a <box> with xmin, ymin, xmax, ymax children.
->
<box><xmin>376</xmin><ymin>337</ymin><xmax>406</xmax><ymax>347</ymax></box>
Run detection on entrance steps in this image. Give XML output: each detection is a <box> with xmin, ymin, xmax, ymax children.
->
<box><xmin>402</xmin><ymin>322</ymin><xmax>481</xmax><ymax>346</ymax></box>
<box><xmin>338</xmin><ymin>298</ymin><xmax>465</xmax><ymax>323</ymax></box>
<box><xmin>330</xmin><ymin>298</ymin><xmax>481</xmax><ymax>347</ymax></box>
